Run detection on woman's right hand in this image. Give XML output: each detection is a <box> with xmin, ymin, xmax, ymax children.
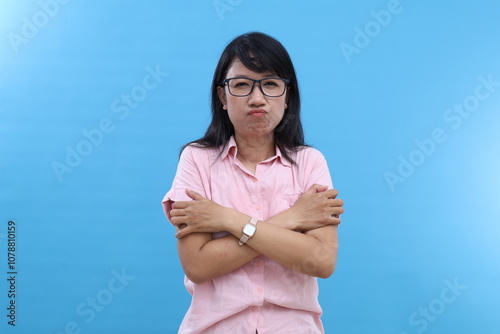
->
<box><xmin>286</xmin><ymin>184</ymin><xmax>344</xmax><ymax>231</ymax></box>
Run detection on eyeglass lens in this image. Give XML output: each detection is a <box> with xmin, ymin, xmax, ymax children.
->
<box><xmin>227</xmin><ymin>78</ymin><xmax>286</xmax><ymax>97</ymax></box>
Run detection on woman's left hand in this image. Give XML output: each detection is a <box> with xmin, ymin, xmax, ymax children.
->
<box><xmin>170</xmin><ymin>190</ymin><xmax>230</xmax><ymax>238</ymax></box>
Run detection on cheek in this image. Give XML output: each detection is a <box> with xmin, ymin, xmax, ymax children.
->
<box><xmin>226</xmin><ymin>108</ymin><xmax>244</xmax><ymax>127</ymax></box>
<box><xmin>272</xmin><ymin>102</ymin><xmax>286</xmax><ymax>122</ymax></box>
<box><xmin>226</xmin><ymin>96</ymin><xmax>243</xmax><ymax>111</ymax></box>
<box><xmin>274</xmin><ymin>113</ymin><xmax>286</xmax><ymax>129</ymax></box>
<box><xmin>274</xmin><ymin>109</ymin><xmax>285</xmax><ymax>121</ymax></box>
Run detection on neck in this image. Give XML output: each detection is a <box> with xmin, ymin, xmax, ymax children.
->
<box><xmin>234</xmin><ymin>133</ymin><xmax>275</xmax><ymax>163</ymax></box>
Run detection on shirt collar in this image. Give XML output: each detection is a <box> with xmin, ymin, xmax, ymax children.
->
<box><xmin>220</xmin><ymin>136</ymin><xmax>291</xmax><ymax>167</ymax></box>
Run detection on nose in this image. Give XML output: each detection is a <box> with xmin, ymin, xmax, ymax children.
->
<box><xmin>248</xmin><ymin>82</ymin><xmax>266</xmax><ymax>106</ymax></box>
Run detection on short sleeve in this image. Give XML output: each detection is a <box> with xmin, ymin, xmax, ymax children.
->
<box><xmin>297</xmin><ymin>147</ymin><xmax>333</xmax><ymax>191</ymax></box>
<box><xmin>161</xmin><ymin>145</ymin><xmax>211</xmax><ymax>224</ymax></box>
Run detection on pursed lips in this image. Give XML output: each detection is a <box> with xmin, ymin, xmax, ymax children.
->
<box><xmin>248</xmin><ymin>109</ymin><xmax>267</xmax><ymax>116</ymax></box>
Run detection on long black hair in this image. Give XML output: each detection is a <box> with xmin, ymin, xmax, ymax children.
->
<box><xmin>184</xmin><ymin>32</ymin><xmax>305</xmax><ymax>164</ymax></box>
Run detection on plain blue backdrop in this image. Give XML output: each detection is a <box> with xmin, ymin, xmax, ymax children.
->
<box><xmin>1</xmin><ymin>0</ymin><xmax>499</xmax><ymax>333</ymax></box>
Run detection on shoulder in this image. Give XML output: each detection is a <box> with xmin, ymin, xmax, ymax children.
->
<box><xmin>291</xmin><ymin>146</ymin><xmax>333</xmax><ymax>189</ymax></box>
<box><xmin>180</xmin><ymin>144</ymin><xmax>223</xmax><ymax>167</ymax></box>
<box><xmin>291</xmin><ymin>146</ymin><xmax>327</xmax><ymax>165</ymax></box>
<box><xmin>181</xmin><ymin>144</ymin><xmax>216</xmax><ymax>158</ymax></box>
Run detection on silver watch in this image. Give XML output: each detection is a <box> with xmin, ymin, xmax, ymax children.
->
<box><xmin>238</xmin><ymin>217</ymin><xmax>258</xmax><ymax>246</ymax></box>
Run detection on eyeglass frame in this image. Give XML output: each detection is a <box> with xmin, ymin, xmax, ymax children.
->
<box><xmin>221</xmin><ymin>77</ymin><xmax>290</xmax><ymax>97</ymax></box>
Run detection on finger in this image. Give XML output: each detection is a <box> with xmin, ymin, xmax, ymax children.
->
<box><xmin>327</xmin><ymin>201</ymin><xmax>344</xmax><ymax>215</ymax></box>
<box><xmin>321</xmin><ymin>189</ymin><xmax>338</xmax><ymax>199</ymax></box>
<box><xmin>319</xmin><ymin>216</ymin><xmax>341</xmax><ymax>226</ymax></box>
<box><xmin>304</xmin><ymin>185</ymin><xmax>318</xmax><ymax>195</ymax></box>
<box><xmin>305</xmin><ymin>184</ymin><xmax>327</xmax><ymax>195</ymax></box>
<box><xmin>169</xmin><ymin>209</ymin><xmax>186</xmax><ymax>218</ymax></box>
<box><xmin>172</xmin><ymin>201</ymin><xmax>190</xmax><ymax>209</ymax></box>
<box><xmin>313</xmin><ymin>184</ymin><xmax>329</xmax><ymax>193</ymax></box>
<box><xmin>328</xmin><ymin>198</ymin><xmax>344</xmax><ymax>207</ymax></box>
<box><xmin>329</xmin><ymin>216</ymin><xmax>342</xmax><ymax>225</ymax></box>
<box><xmin>171</xmin><ymin>216</ymin><xmax>188</xmax><ymax>225</ymax></box>
<box><xmin>331</xmin><ymin>207</ymin><xmax>344</xmax><ymax>215</ymax></box>
<box><xmin>186</xmin><ymin>189</ymin><xmax>205</xmax><ymax>201</ymax></box>
<box><xmin>175</xmin><ymin>229</ymin><xmax>187</xmax><ymax>239</ymax></box>
<box><xmin>175</xmin><ymin>224</ymin><xmax>191</xmax><ymax>239</ymax></box>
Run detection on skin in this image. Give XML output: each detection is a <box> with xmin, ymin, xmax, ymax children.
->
<box><xmin>169</xmin><ymin>58</ymin><xmax>344</xmax><ymax>284</ymax></box>
<box><xmin>221</xmin><ymin>60</ymin><xmax>287</xmax><ymax>167</ymax></box>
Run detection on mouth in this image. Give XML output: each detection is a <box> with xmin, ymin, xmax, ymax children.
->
<box><xmin>248</xmin><ymin>109</ymin><xmax>267</xmax><ymax>116</ymax></box>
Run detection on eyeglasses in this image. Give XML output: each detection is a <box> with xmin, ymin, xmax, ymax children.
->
<box><xmin>222</xmin><ymin>77</ymin><xmax>289</xmax><ymax>97</ymax></box>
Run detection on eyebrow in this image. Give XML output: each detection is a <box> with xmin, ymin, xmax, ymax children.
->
<box><xmin>231</xmin><ymin>73</ymin><xmax>278</xmax><ymax>78</ymax></box>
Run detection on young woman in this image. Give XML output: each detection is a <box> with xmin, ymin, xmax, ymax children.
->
<box><xmin>162</xmin><ymin>32</ymin><xmax>344</xmax><ymax>334</ymax></box>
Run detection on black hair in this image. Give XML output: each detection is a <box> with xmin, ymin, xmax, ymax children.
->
<box><xmin>183</xmin><ymin>32</ymin><xmax>305</xmax><ymax>163</ymax></box>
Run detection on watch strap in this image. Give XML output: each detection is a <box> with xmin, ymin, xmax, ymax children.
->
<box><xmin>238</xmin><ymin>217</ymin><xmax>258</xmax><ymax>246</ymax></box>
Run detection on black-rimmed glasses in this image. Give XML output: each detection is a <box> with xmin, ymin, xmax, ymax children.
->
<box><xmin>222</xmin><ymin>77</ymin><xmax>289</xmax><ymax>97</ymax></box>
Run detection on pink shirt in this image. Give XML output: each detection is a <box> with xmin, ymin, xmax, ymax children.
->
<box><xmin>162</xmin><ymin>136</ymin><xmax>333</xmax><ymax>334</ymax></box>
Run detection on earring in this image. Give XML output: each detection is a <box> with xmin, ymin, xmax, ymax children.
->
<box><xmin>223</xmin><ymin>105</ymin><xmax>227</xmax><ymax>110</ymax></box>
<box><xmin>284</xmin><ymin>103</ymin><xmax>288</xmax><ymax>109</ymax></box>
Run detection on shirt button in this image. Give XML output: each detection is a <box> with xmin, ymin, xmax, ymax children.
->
<box><xmin>255</xmin><ymin>260</ymin><xmax>263</xmax><ymax>267</ymax></box>
<box><xmin>252</xmin><ymin>306</ymin><xmax>259</xmax><ymax>312</ymax></box>
<box><xmin>257</xmin><ymin>287</ymin><xmax>263</xmax><ymax>293</ymax></box>
<box><xmin>255</xmin><ymin>205</ymin><xmax>261</xmax><ymax>211</ymax></box>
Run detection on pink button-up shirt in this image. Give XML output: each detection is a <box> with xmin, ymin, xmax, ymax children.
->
<box><xmin>162</xmin><ymin>136</ymin><xmax>334</xmax><ymax>334</ymax></box>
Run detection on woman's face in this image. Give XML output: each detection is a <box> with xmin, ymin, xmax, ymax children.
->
<box><xmin>217</xmin><ymin>58</ymin><xmax>288</xmax><ymax>140</ymax></box>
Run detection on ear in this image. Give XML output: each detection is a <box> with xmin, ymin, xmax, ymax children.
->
<box><xmin>217</xmin><ymin>86</ymin><xmax>227</xmax><ymax>107</ymax></box>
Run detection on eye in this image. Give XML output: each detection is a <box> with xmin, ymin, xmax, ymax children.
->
<box><xmin>263</xmin><ymin>79</ymin><xmax>281</xmax><ymax>87</ymax></box>
<box><xmin>230</xmin><ymin>79</ymin><xmax>251</xmax><ymax>87</ymax></box>
<box><xmin>234</xmin><ymin>81</ymin><xmax>250</xmax><ymax>87</ymax></box>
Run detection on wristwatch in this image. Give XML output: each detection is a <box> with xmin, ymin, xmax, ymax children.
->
<box><xmin>238</xmin><ymin>217</ymin><xmax>258</xmax><ymax>246</ymax></box>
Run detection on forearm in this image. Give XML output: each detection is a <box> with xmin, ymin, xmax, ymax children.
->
<box><xmin>174</xmin><ymin>196</ymin><xmax>340</xmax><ymax>281</ymax></box>
<box><xmin>177</xmin><ymin>232</ymin><xmax>259</xmax><ymax>284</ymax></box>
<box><xmin>224</xmin><ymin>210</ymin><xmax>338</xmax><ymax>278</ymax></box>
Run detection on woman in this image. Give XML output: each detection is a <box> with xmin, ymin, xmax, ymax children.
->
<box><xmin>162</xmin><ymin>32</ymin><xmax>344</xmax><ymax>334</ymax></box>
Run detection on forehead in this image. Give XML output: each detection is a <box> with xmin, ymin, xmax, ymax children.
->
<box><xmin>225</xmin><ymin>58</ymin><xmax>275</xmax><ymax>78</ymax></box>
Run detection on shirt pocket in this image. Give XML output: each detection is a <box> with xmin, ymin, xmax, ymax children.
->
<box><xmin>280</xmin><ymin>193</ymin><xmax>301</xmax><ymax>207</ymax></box>
<box><xmin>271</xmin><ymin>193</ymin><xmax>301</xmax><ymax>217</ymax></box>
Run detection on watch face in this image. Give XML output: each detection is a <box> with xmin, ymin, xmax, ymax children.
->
<box><xmin>243</xmin><ymin>223</ymin><xmax>256</xmax><ymax>236</ymax></box>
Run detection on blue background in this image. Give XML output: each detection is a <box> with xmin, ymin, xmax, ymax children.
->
<box><xmin>1</xmin><ymin>0</ymin><xmax>499</xmax><ymax>333</ymax></box>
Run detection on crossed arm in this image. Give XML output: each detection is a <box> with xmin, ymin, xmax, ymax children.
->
<box><xmin>168</xmin><ymin>184</ymin><xmax>344</xmax><ymax>284</ymax></box>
